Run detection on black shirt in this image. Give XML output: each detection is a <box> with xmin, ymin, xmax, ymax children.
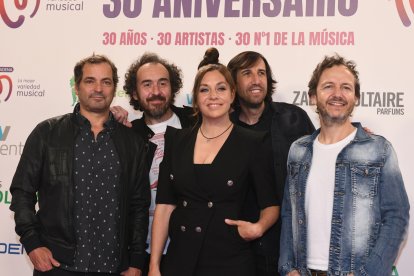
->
<box><xmin>62</xmin><ymin>108</ymin><xmax>121</xmax><ymax>273</ymax></box>
<box><xmin>230</xmin><ymin>102</ymin><xmax>273</xmax><ymax>132</ymax></box>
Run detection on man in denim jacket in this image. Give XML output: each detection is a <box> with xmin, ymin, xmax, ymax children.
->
<box><xmin>279</xmin><ymin>54</ymin><xmax>409</xmax><ymax>276</ymax></box>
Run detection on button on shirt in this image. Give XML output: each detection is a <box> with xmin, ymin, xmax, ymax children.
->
<box><xmin>62</xmin><ymin>110</ymin><xmax>121</xmax><ymax>273</ymax></box>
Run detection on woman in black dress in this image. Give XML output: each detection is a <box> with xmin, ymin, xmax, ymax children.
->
<box><xmin>148</xmin><ymin>49</ymin><xmax>279</xmax><ymax>276</ymax></box>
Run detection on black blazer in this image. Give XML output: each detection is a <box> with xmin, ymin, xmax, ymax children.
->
<box><xmin>156</xmin><ymin>125</ymin><xmax>278</xmax><ymax>276</ymax></box>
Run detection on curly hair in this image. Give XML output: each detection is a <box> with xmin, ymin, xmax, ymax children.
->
<box><xmin>124</xmin><ymin>53</ymin><xmax>183</xmax><ymax>110</ymax></box>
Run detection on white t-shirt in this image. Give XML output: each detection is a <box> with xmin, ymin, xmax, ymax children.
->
<box><xmin>146</xmin><ymin>113</ymin><xmax>182</xmax><ymax>253</ymax></box>
<box><xmin>305</xmin><ymin>129</ymin><xmax>357</xmax><ymax>270</ymax></box>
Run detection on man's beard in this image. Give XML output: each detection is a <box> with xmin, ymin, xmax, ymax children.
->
<box><xmin>238</xmin><ymin>94</ymin><xmax>265</xmax><ymax>109</ymax></box>
<box><xmin>141</xmin><ymin>95</ymin><xmax>173</xmax><ymax>119</ymax></box>
<box><xmin>317</xmin><ymin>96</ymin><xmax>354</xmax><ymax>126</ymax></box>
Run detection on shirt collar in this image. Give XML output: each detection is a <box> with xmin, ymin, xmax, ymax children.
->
<box><xmin>73</xmin><ymin>103</ymin><xmax>115</xmax><ymax>131</ymax></box>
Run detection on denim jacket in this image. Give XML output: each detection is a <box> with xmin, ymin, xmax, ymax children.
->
<box><xmin>279</xmin><ymin>123</ymin><xmax>410</xmax><ymax>276</ymax></box>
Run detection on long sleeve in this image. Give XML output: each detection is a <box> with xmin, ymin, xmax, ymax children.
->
<box><xmin>278</xmin><ymin>163</ymin><xmax>298</xmax><ymax>275</ymax></box>
<box><xmin>10</xmin><ymin>124</ymin><xmax>46</xmax><ymax>253</ymax></box>
<box><xmin>358</xmin><ymin>141</ymin><xmax>410</xmax><ymax>276</ymax></box>
<box><xmin>127</xmin><ymin>137</ymin><xmax>151</xmax><ymax>269</ymax></box>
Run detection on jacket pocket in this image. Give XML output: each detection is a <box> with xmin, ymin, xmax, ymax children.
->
<box><xmin>287</xmin><ymin>163</ymin><xmax>300</xmax><ymax>195</ymax></box>
<box><xmin>351</xmin><ymin>164</ymin><xmax>380</xmax><ymax>198</ymax></box>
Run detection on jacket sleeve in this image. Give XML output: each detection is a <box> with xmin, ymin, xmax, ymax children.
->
<box><xmin>249</xmin><ymin>132</ymin><xmax>279</xmax><ymax>208</ymax></box>
<box><xmin>278</xmin><ymin>162</ymin><xmax>298</xmax><ymax>275</ymax></box>
<box><xmin>9</xmin><ymin>124</ymin><xmax>46</xmax><ymax>253</ymax></box>
<box><xmin>127</xmin><ymin>137</ymin><xmax>151</xmax><ymax>269</ymax></box>
<box><xmin>156</xmin><ymin>126</ymin><xmax>178</xmax><ymax>205</ymax></box>
<box><xmin>358</xmin><ymin>141</ymin><xmax>410</xmax><ymax>276</ymax></box>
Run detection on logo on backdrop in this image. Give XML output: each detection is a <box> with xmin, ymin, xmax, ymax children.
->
<box><xmin>15</xmin><ymin>78</ymin><xmax>46</xmax><ymax>98</ymax></box>
<box><xmin>292</xmin><ymin>90</ymin><xmax>405</xmax><ymax>116</ymax></box>
<box><xmin>0</xmin><ymin>0</ymin><xmax>40</xmax><ymax>28</ymax></box>
<box><xmin>0</xmin><ymin>73</ymin><xmax>12</xmax><ymax>102</ymax></box>
<box><xmin>0</xmin><ymin>242</ymin><xmax>24</xmax><ymax>255</ymax></box>
<box><xmin>395</xmin><ymin>0</ymin><xmax>414</xmax><ymax>27</ymax></box>
<box><xmin>0</xmin><ymin>186</ymin><xmax>12</xmax><ymax>205</ymax></box>
<box><xmin>392</xmin><ymin>265</ymin><xmax>400</xmax><ymax>276</ymax></box>
<box><xmin>0</xmin><ymin>126</ymin><xmax>11</xmax><ymax>141</ymax></box>
<box><xmin>46</xmin><ymin>0</ymin><xmax>84</xmax><ymax>12</ymax></box>
<box><xmin>1</xmin><ymin>0</ymin><xmax>84</xmax><ymax>29</ymax></box>
<box><xmin>103</xmin><ymin>0</ymin><xmax>358</xmax><ymax>18</ymax></box>
<box><xmin>0</xmin><ymin>126</ymin><xmax>24</xmax><ymax>156</ymax></box>
<box><xmin>70</xmin><ymin>77</ymin><xmax>78</xmax><ymax>106</ymax></box>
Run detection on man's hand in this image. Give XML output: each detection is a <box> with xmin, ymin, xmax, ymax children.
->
<box><xmin>120</xmin><ymin>267</ymin><xmax>142</xmax><ymax>276</ymax></box>
<box><xmin>28</xmin><ymin>247</ymin><xmax>60</xmax><ymax>272</ymax></box>
<box><xmin>110</xmin><ymin>106</ymin><xmax>132</xmax><ymax>127</ymax></box>
<box><xmin>224</xmin><ymin>219</ymin><xmax>264</xmax><ymax>241</ymax></box>
<box><xmin>287</xmin><ymin>270</ymin><xmax>300</xmax><ymax>276</ymax></box>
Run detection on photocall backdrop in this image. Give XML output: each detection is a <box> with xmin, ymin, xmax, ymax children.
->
<box><xmin>1</xmin><ymin>0</ymin><xmax>413</xmax><ymax>275</ymax></box>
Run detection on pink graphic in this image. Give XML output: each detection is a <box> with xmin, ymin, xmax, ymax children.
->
<box><xmin>150</xmin><ymin>180</ymin><xmax>158</xmax><ymax>189</ymax></box>
<box><xmin>395</xmin><ymin>0</ymin><xmax>414</xmax><ymax>26</ymax></box>
<box><xmin>0</xmin><ymin>0</ymin><xmax>40</xmax><ymax>28</ymax></box>
<box><xmin>0</xmin><ymin>75</ymin><xmax>12</xmax><ymax>101</ymax></box>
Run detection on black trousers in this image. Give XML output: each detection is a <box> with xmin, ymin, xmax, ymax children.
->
<box><xmin>33</xmin><ymin>268</ymin><xmax>120</xmax><ymax>276</ymax></box>
<box><xmin>254</xmin><ymin>254</ymin><xmax>281</xmax><ymax>276</ymax></box>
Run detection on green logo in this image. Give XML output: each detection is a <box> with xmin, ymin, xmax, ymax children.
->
<box><xmin>70</xmin><ymin>77</ymin><xmax>78</xmax><ymax>106</ymax></box>
<box><xmin>0</xmin><ymin>189</ymin><xmax>12</xmax><ymax>204</ymax></box>
<box><xmin>392</xmin><ymin>266</ymin><xmax>399</xmax><ymax>276</ymax></box>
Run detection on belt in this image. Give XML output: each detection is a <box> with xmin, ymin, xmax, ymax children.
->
<box><xmin>310</xmin><ymin>269</ymin><xmax>328</xmax><ymax>276</ymax></box>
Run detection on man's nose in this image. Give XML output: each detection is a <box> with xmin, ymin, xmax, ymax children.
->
<box><xmin>251</xmin><ymin>73</ymin><xmax>261</xmax><ymax>84</ymax></box>
<box><xmin>94</xmin><ymin>82</ymin><xmax>103</xmax><ymax>92</ymax></box>
<box><xmin>151</xmin><ymin>83</ymin><xmax>162</xmax><ymax>95</ymax></box>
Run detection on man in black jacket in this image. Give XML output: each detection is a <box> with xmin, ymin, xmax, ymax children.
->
<box><xmin>227</xmin><ymin>51</ymin><xmax>316</xmax><ymax>276</ymax></box>
<box><xmin>10</xmin><ymin>54</ymin><xmax>150</xmax><ymax>276</ymax></box>
<box><xmin>116</xmin><ymin>53</ymin><xmax>194</xmax><ymax>275</ymax></box>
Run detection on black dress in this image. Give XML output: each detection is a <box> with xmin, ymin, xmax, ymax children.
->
<box><xmin>156</xmin><ymin>125</ymin><xmax>279</xmax><ymax>276</ymax></box>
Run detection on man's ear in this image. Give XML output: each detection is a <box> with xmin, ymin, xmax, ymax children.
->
<box><xmin>309</xmin><ymin>94</ymin><xmax>316</xmax><ymax>106</ymax></box>
<box><xmin>132</xmin><ymin>90</ymin><xmax>138</xmax><ymax>100</ymax></box>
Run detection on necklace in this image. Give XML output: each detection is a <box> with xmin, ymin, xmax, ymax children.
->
<box><xmin>199</xmin><ymin>123</ymin><xmax>233</xmax><ymax>142</ymax></box>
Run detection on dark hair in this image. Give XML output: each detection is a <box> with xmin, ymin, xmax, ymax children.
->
<box><xmin>193</xmin><ymin>48</ymin><xmax>236</xmax><ymax>118</ymax></box>
<box><xmin>197</xmin><ymin>47</ymin><xmax>220</xmax><ymax>69</ymax></box>
<box><xmin>308</xmin><ymin>53</ymin><xmax>360</xmax><ymax>99</ymax></box>
<box><xmin>227</xmin><ymin>51</ymin><xmax>277</xmax><ymax>105</ymax></box>
<box><xmin>74</xmin><ymin>54</ymin><xmax>118</xmax><ymax>89</ymax></box>
<box><xmin>124</xmin><ymin>53</ymin><xmax>183</xmax><ymax>110</ymax></box>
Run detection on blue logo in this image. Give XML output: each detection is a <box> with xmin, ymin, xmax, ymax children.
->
<box><xmin>0</xmin><ymin>126</ymin><xmax>11</xmax><ymax>141</ymax></box>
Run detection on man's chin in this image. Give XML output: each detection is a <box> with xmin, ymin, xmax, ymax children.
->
<box><xmin>84</xmin><ymin>106</ymin><xmax>110</xmax><ymax>114</ymax></box>
<box><xmin>241</xmin><ymin>99</ymin><xmax>264</xmax><ymax>109</ymax></box>
<box><xmin>147</xmin><ymin>108</ymin><xmax>169</xmax><ymax>119</ymax></box>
